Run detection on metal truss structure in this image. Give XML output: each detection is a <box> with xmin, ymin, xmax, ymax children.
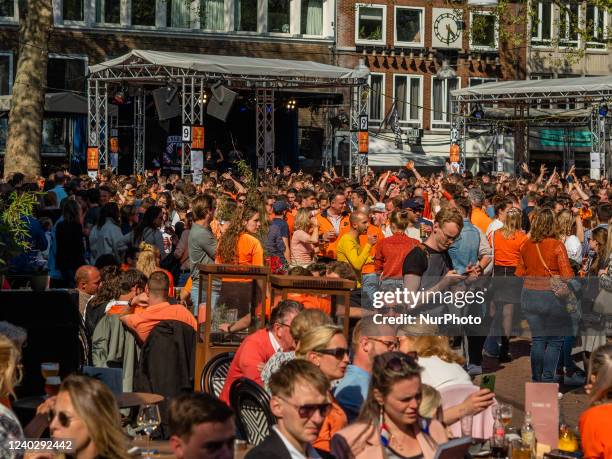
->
<box><xmin>349</xmin><ymin>84</ymin><xmax>370</xmax><ymax>180</ymax></box>
<box><xmin>88</xmin><ymin>54</ymin><xmax>366</xmax><ymax>176</ymax></box>
<box><xmin>452</xmin><ymin>85</ymin><xmax>612</xmax><ymax>178</ymax></box>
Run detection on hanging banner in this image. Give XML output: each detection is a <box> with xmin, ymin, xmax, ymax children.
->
<box><xmin>192</xmin><ymin>125</ymin><xmax>205</xmax><ymax>150</ymax></box>
<box><xmin>191</xmin><ymin>149</ymin><xmax>204</xmax><ymax>184</ymax></box>
<box><xmin>449</xmin><ymin>143</ymin><xmax>460</xmax><ymax>163</ymax></box>
<box><xmin>358</xmin><ymin>131</ymin><xmax>369</xmax><ymax>154</ymax></box>
<box><xmin>87</xmin><ymin>146</ymin><xmax>99</xmax><ymax>171</ymax></box>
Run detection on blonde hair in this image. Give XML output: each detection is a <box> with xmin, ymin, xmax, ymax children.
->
<box><xmin>136</xmin><ymin>243</ymin><xmax>160</xmax><ymax>278</ymax></box>
<box><xmin>419</xmin><ymin>384</ymin><xmax>442</xmax><ymax>420</ymax></box>
<box><xmin>587</xmin><ymin>344</ymin><xmax>612</xmax><ymax>404</ymax></box>
<box><xmin>58</xmin><ymin>375</ymin><xmax>130</xmax><ymax>459</ymax></box>
<box><xmin>295</xmin><ymin>325</ymin><xmax>343</xmax><ymax>359</ymax></box>
<box><xmin>555</xmin><ymin>209</ymin><xmax>576</xmax><ymax>239</ymax></box>
<box><xmin>290</xmin><ymin>309</ymin><xmax>333</xmax><ymax>342</ymax></box>
<box><xmin>500</xmin><ymin>208</ymin><xmax>524</xmax><ymax>239</ymax></box>
<box><xmin>399</xmin><ymin>335</ymin><xmax>465</xmax><ymax>365</ymax></box>
<box><xmin>294</xmin><ymin>208</ymin><xmax>314</xmax><ymax>232</ymax></box>
<box><xmin>0</xmin><ymin>335</ymin><xmax>21</xmax><ymax>398</ymax></box>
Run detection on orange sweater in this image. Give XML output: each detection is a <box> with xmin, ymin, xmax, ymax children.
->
<box><xmin>516</xmin><ymin>238</ymin><xmax>574</xmax><ymax>290</ymax></box>
<box><xmin>493</xmin><ymin>230</ymin><xmax>528</xmax><ymax>267</ymax></box>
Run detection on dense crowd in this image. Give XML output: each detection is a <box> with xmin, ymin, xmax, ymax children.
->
<box><xmin>0</xmin><ymin>158</ymin><xmax>612</xmax><ymax>459</ymax></box>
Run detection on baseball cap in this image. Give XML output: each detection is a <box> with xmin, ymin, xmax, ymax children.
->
<box><xmin>401</xmin><ymin>199</ymin><xmax>424</xmax><ymax>211</ymax></box>
<box><xmin>371</xmin><ymin>202</ymin><xmax>386</xmax><ymax>213</ymax></box>
<box><xmin>272</xmin><ymin>201</ymin><xmax>289</xmax><ymax>213</ymax></box>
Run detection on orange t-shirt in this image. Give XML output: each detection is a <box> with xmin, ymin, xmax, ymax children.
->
<box><xmin>359</xmin><ymin>225</ymin><xmax>384</xmax><ymax>275</ymax></box>
<box><xmin>579</xmin><ymin>404</ymin><xmax>612</xmax><ymax>459</ymax></box>
<box><xmin>471</xmin><ymin>207</ymin><xmax>493</xmax><ymax>234</ymax></box>
<box><xmin>122</xmin><ymin>301</ymin><xmax>197</xmax><ymax>344</ymax></box>
<box><xmin>493</xmin><ymin>230</ymin><xmax>528</xmax><ymax>267</ymax></box>
<box><xmin>312</xmin><ymin>395</ymin><xmax>348</xmax><ymax>453</ymax></box>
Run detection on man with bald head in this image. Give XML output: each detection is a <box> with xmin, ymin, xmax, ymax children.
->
<box><xmin>355</xmin><ymin>205</ymin><xmax>384</xmax><ymax>309</ymax></box>
<box><xmin>336</xmin><ymin>211</ymin><xmax>378</xmax><ymax>287</ymax></box>
<box><xmin>75</xmin><ymin>265</ymin><xmax>101</xmax><ymax>316</ymax></box>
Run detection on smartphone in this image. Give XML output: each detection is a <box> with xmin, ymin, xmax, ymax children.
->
<box><xmin>480</xmin><ymin>373</ymin><xmax>496</xmax><ymax>392</ymax></box>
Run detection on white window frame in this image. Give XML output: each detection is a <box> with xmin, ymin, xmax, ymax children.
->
<box><xmin>559</xmin><ymin>2</ymin><xmax>580</xmax><ymax>47</ymax></box>
<box><xmin>430</xmin><ymin>76</ymin><xmax>461</xmax><ymax>129</ymax></box>
<box><xmin>368</xmin><ymin>72</ymin><xmax>385</xmax><ymax>125</ymax></box>
<box><xmin>469</xmin><ymin>11</ymin><xmax>498</xmax><ymax>51</ymax></box>
<box><xmin>47</xmin><ymin>53</ymin><xmax>89</xmax><ymax>93</ymax></box>
<box><xmin>94</xmin><ymin>0</ymin><xmax>124</xmax><ymax>26</ymax></box>
<box><xmin>530</xmin><ymin>0</ymin><xmax>553</xmax><ymax>47</ymax></box>
<box><xmin>299</xmin><ymin>0</ymin><xmax>325</xmax><ymax>37</ymax></box>
<box><xmin>355</xmin><ymin>3</ymin><xmax>386</xmax><ymax>46</ymax></box>
<box><xmin>0</xmin><ymin>51</ymin><xmax>13</xmax><ymax>95</ymax></box>
<box><xmin>393</xmin><ymin>6</ymin><xmax>424</xmax><ymax>47</ymax></box>
<box><xmin>267</xmin><ymin>0</ymin><xmax>291</xmax><ymax>35</ymax></box>
<box><xmin>60</xmin><ymin>0</ymin><xmax>88</xmax><ymax>25</ymax></box>
<box><xmin>585</xmin><ymin>4</ymin><xmax>608</xmax><ymax>50</ymax></box>
<box><xmin>0</xmin><ymin>0</ymin><xmax>18</xmax><ymax>22</ymax></box>
<box><xmin>392</xmin><ymin>74</ymin><xmax>422</xmax><ymax>127</ymax></box>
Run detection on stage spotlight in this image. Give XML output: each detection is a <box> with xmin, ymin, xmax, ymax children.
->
<box><xmin>198</xmin><ymin>92</ymin><xmax>208</xmax><ymax>105</ymax></box>
<box><xmin>471</xmin><ymin>105</ymin><xmax>485</xmax><ymax>120</ymax></box>
<box><xmin>286</xmin><ymin>99</ymin><xmax>297</xmax><ymax>111</ymax></box>
<box><xmin>598</xmin><ymin>103</ymin><xmax>608</xmax><ymax>117</ymax></box>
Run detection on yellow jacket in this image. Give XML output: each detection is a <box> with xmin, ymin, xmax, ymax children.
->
<box><xmin>336</xmin><ymin>233</ymin><xmax>372</xmax><ymax>286</ymax></box>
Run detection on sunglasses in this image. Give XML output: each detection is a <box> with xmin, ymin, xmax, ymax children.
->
<box><xmin>385</xmin><ymin>353</ymin><xmax>418</xmax><ymax>372</ymax></box>
<box><xmin>48</xmin><ymin>410</ymin><xmax>75</xmax><ymax>428</ymax></box>
<box><xmin>369</xmin><ymin>337</ymin><xmax>399</xmax><ymax>351</ymax></box>
<box><xmin>277</xmin><ymin>396</ymin><xmax>332</xmax><ymax>419</ymax></box>
<box><xmin>315</xmin><ymin>347</ymin><xmax>349</xmax><ymax>360</ymax></box>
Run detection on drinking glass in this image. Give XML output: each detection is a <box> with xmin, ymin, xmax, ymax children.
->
<box><xmin>41</xmin><ymin>362</ymin><xmax>59</xmax><ymax>379</ymax></box>
<box><xmin>501</xmin><ymin>404</ymin><xmax>513</xmax><ymax>427</ymax></box>
<box><xmin>44</xmin><ymin>376</ymin><xmax>61</xmax><ymax>397</ymax></box>
<box><xmin>511</xmin><ymin>440</ymin><xmax>531</xmax><ymax>459</ymax></box>
<box><xmin>136</xmin><ymin>404</ymin><xmax>161</xmax><ymax>458</ymax></box>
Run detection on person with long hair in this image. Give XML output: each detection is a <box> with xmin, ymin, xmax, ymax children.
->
<box><xmin>132</xmin><ymin>206</ymin><xmax>165</xmax><ymax>259</ymax></box>
<box><xmin>48</xmin><ymin>375</ymin><xmax>130</xmax><ymax>459</ymax></box>
<box><xmin>55</xmin><ymin>199</ymin><xmax>85</xmax><ymax>288</ymax></box>
<box><xmin>555</xmin><ymin>209</ymin><xmax>584</xmax><ymax>266</ymax></box>
<box><xmin>587</xmin><ymin>226</ymin><xmax>609</xmax><ymax>275</ymax></box>
<box><xmin>295</xmin><ymin>325</ymin><xmax>350</xmax><ymax>453</ymax></box>
<box><xmin>488</xmin><ymin>207</ymin><xmax>528</xmax><ymax>362</ymax></box>
<box><xmin>516</xmin><ymin>207</ymin><xmax>574</xmax><ymax>383</ymax></box>
<box><xmin>89</xmin><ymin>202</ymin><xmax>130</xmax><ymax>265</ymax></box>
<box><xmin>136</xmin><ymin>243</ymin><xmax>174</xmax><ymax>297</ymax></box>
<box><xmin>579</xmin><ymin>344</ymin><xmax>612</xmax><ymax>458</ymax></box>
<box><xmin>289</xmin><ymin>208</ymin><xmax>319</xmax><ymax>268</ymax></box>
<box><xmin>331</xmin><ymin>352</ymin><xmax>448</xmax><ymax>459</ymax></box>
<box><xmin>0</xmin><ymin>335</ymin><xmax>24</xmax><ymax>459</ymax></box>
<box><xmin>216</xmin><ymin>205</ymin><xmax>263</xmax><ymax>267</ymax></box>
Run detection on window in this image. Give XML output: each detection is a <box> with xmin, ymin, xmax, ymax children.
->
<box><xmin>235</xmin><ymin>0</ymin><xmax>257</xmax><ymax>31</ymax></box>
<box><xmin>301</xmin><ymin>0</ymin><xmax>323</xmax><ymax>35</ymax></box>
<box><xmin>356</xmin><ymin>4</ymin><xmax>385</xmax><ymax>44</ymax></box>
<box><xmin>431</xmin><ymin>77</ymin><xmax>458</xmax><ymax>128</ymax></box>
<box><xmin>47</xmin><ymin>56</ymin><xmax>87</xmax><ymax>94</ymax></box>
<box><xmin>393</xmin><ymin>75</ymin><xmax>421</xmax><ymax>125</ymax></box>
<box><xmin>268</xmin><ymin>0</ymin><xmax>290</xmax><ymax>33</ymax></box>
<box><xmin>559</xmin><ymin>2</ymin><xmax>579</xmax><ymax>47</ymax></box>
<box><xmin>586</xmin><ymin>5</ymin><xmax>607</xmax><ymax>48</ymax></box>
<box><xmin>0</xmin><ymin>52</ymin><xmax>12</xmax><ymax>95</ymax></box>
<box><xmin>132</xmin><ymin>0</ymin><xmax>156</xmax><ymax>26</ymax></box>
<box><xmin>470</xmin><ymin>12</ymin><xmax>497</xmax><ymax>49</ymax></box>
<box><xmin>201</xmin><ymin>0</ymin><xmax>225</xmax><ymax>30</ymax></box>
<box><xmin>63</xmin><ymin>0</ymin><xmax>84</xmax><ymax>21</ymax></box>
<box><xmin>394</xmin><ymin>7</ymin><xmax>423</xmax><ymax>46</ymax></box>
<box><xmin>0</xmin><ymin>0</ymin><xmax>16</xmax><ymax>19</ymax></box>
<box><xmin>531</xmin><ymin>1</ymin><xmax>553</xmax><ymax>46</ymax></box>
<box><xmin>42</xmin><ymin>118</ymin><xmax>67</xmax><ymax>153</ymax></box>
<box><xmin>167</xmin><ymin>0</ymin><xmax>191</xmax><ymax>27</ymax></box>
<box><xmin>95</xmin><ymin>0</ymin><xmax>120</xmax><ymax>24</ymax></box>
<box><xmin>369</xmin><ymin>73</ymin><xmax>384</xmax><ymax>122</ymax></box>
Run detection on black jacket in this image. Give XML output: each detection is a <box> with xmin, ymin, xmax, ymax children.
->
<box><xmin>134</xmin><ymin>320</ymin><xmax>196</xmax><ymax>438</ymax></box>
<box><xmin>245</xmin><ymin>429</ymin><xmax>334</xmax><ymax>459</ymax></box>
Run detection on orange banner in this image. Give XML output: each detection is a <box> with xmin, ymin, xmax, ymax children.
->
<box><xmin>358</xmin><ymin>131</ymin><xmax>368</xmax><ymax>154</ymax></box>
<box><xmin>192</xmin><ymin>126</ymin><xmax>205</xmax><ymax>150</ymax></box>
<box><xmin>449</xmin><ymin>143</ymin><xmax>460</xmax><ymax>163</ymax></box>
<box><xmin>87</xmin><ymin>147</ymin><xmax>99</xmax><ymax>170</ymax></box>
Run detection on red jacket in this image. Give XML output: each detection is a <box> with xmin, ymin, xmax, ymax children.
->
<box><xmin>220</xmin><ymin>328</ymin><xmax>276</xmax><ymax>405</ymax></box>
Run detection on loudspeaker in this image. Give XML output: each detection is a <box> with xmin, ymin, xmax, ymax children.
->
<box><xmin>207</xmin><ymin>83</ymin><xmax>237</xmax><ymax>122</ymax></box>
<box><xmin>153</xmin><ymin>86</ymin><xmax>181</xmax><ymax>121</ymax></box>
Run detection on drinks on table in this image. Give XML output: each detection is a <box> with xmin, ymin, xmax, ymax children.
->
<box><xmin>521</xmin><ymin>411</ymin><xmax>535</xmax><ymax>454</ymax></box>
<box><xmin>41</xmin><ymin>362</ymin><xmax>59</xmax><ymax>379</ymax></box>
<box><xmin>44</xmin><ymin>376</ymin><xmax>61</xmax><ymax>397</ymax></box>
<box><xmin>500</xmin><ymin>403</ymin><xmax>513</xmax><ymax>427</ymax></box>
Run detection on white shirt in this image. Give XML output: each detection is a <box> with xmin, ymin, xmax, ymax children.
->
<box><xmin>269</xmin><ymin>331</ymin><xmax>282</xmax><ymax>353</ymax></box>
<box><xmin>418</xmin><ymin>355</ymin><xmax>472</xmax><ymax>390</ymax></box>
<box><xmin>486</xmin><ymin>219</ymin><xmax>504</xmax><ymax>240</ymax></box>
<box><xmin>272</xmin><ymin>426</ymin><xmax>321</xmax><ymax>459</ymax></box>
<box><xmin>564</xmin><ymin>235</ymin><xmax>582</xmax><ymax>265</ymax></box>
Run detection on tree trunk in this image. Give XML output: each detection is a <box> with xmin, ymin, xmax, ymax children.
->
<box><xmin>4</xmin><ymin>0</ymin><xmax>54</xmax><ymax>180</ymax></box>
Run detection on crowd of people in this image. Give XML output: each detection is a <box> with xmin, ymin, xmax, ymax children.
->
<box><xmin>0</xmin><ymin>158</ymin><xmax>611</xmax><ymax>458</ymax></box>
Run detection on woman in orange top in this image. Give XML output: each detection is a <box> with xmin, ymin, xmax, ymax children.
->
<box><xmin>579</xmin><ymin>344</ymin><xmax>612</xmax><ymax>459</ymax></box>
<box><xmin>216</xmin><ymin>206</ymin><xmax>264</xmax><ymax>333</ymax></box>
<box><xmin>516</xmin><ymin>207</ymin><xmax>574</xmax><ymax>383</ymax></box>
<box><xmin>491</xmin><ymin>207</ymin><xmax>527</xmax><ymax>362</ymax></box>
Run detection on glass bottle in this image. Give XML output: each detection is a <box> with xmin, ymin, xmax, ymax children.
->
<box><xmin>491</xmin><ymin>411</ymin><xmax>507</xmax><ymax>458</ymax></box>
<box><xmin>521</xmin><ymin>411</ymin><xmax>536</xmax><ymax>457</ymax></box>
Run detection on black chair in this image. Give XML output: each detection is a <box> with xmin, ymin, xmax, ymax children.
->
<box><xmin>229</xmin><ymin>378</ymin><xmax>276</xmax><ymax>446</ymax></box>
<box><xmin>200</xmin><ymin>352</ymin><xmax>234</xmax><ymax>397</ymax></box>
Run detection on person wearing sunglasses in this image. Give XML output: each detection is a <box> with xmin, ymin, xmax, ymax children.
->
<box><xmin>295</xmin><ymin>325</ymin><xmax>350</xmax><ymax>453</ymax></box>
<box><xmin>247</xmin><ymin>360</ymin><xmax>331</xmax><ymax>459</ymax></box>
<box><xmin>334</xmin><ymin>320</ymin><xmax>399</xmax><ymax>423</ymax></box>
<box><xmin>169</xmin><ymin>392</ymin><xmax>235</xmax><ymax>459</ymax></box>
<box><xmin>44</xmin><ymin>375</ymin><xmax>130</xmax><ymax>459</ymax></box>
<box><xmin>332</xmin><ymin>352</ymin><xmax>448</xmax><ymax>459</ymax></box>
